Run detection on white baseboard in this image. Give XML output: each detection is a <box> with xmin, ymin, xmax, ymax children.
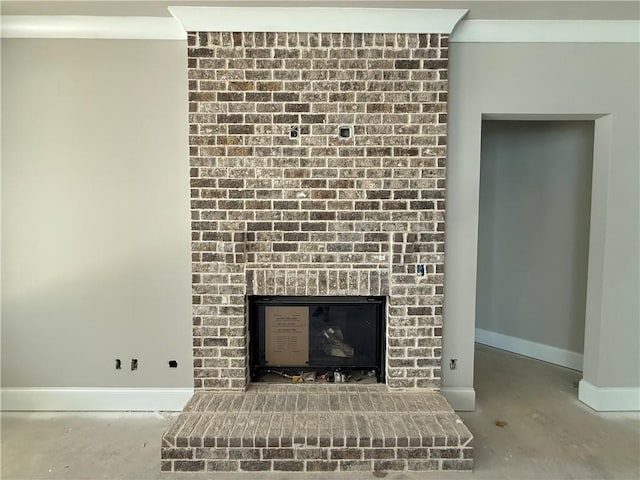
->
<box><xmin>578</xmin><ymin>380</ymin><xmax>640</xmax><ymax>412</ymax></box>
<box><xmin>475</xmin><ymin>328</ymin><xmax>583</xmax><ymax>371</ymax></box>
<box><xmin>441</xmin><ymin>387</ymin><xmax>476</xmax><ymax>411</ymax></box>
<box><xmin>0</xmin><ymin>387</ymin><xmax>193</xmax><ymax>412</ymax></box>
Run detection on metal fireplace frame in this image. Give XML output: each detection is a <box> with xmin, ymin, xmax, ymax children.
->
<box><xmin>248</xmin><ymin>296</ymin><xmax>386</xmax><ymax>383</ymax></box>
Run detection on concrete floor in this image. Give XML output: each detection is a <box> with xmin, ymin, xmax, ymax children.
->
<box><xmin>2</xmin><ymin>344</ymin><xmax>639</xmax><ymax>479</ymax></box>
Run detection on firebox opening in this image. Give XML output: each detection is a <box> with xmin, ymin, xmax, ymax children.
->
<box><xmin>249</xmin><ymin>296</ymin><xmax>386</xmax><ymax>384</ymax></box>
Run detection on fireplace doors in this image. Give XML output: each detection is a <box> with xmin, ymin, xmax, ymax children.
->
<box><xmin>249</xmin><ymin>296</ymin><xmax>385</xmax><ymax>383</ymax></box>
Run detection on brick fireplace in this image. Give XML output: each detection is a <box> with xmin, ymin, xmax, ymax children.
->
<box><xmin>162</xmin><ymin>29</ymin><xmax>472</xmax><ymax>473</ymax></box>
<box><xmin>189</xmin><ymin>31</ymin><xmax>448</xmax><ymax>391</ymax></box>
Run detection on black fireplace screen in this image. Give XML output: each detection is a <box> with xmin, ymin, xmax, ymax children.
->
<box><xmin>249</xmin><ymin>296</ymin><xmax>385</xmax><ymax>383</ymax></box>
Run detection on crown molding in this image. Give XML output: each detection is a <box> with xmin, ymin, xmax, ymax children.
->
<box><xmin>0</xmin><ymin>15</ymin><xmax>186</xmax><ymax>40</ymax></box>
<box><xmin>168</xmin><ymin>7</ymin><xmax>468</xmax><ymax>34</ymax></box>
<box><xmin>1</xmin><ymin>11</ymin><xmax>638</xmax><ymax>43</ymax></box>
<box><xmin>450</xmin><ymin>19</ymin><xmax>640</xmax><ymax>43</ymax></box>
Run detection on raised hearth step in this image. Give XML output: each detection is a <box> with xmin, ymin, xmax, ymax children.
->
<box><xmin>161</xmin><ymin>387</ymin><xmax>473</xmax><ymax>473</ymax></box>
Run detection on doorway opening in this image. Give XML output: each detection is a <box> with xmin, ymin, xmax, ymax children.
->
<box><xmin>474</xmin><ymin>120</ymin><xmax>594</xmax><ymax>387</ymax></box>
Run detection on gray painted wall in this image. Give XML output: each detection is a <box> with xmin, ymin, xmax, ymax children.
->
<box><xmin>444</xmin><ymin>42</ymin><xmax>639</xmax><ymax>407</ymax></box>
<box><xmin>1</xmin><ymin>39</ymin><xmax>193</xmax><ymax>388</ymax></box>
<box><xmin>476</xmin><ymin>120</ymin><xmax>594</xmax><ymax>355</ymax></box>
<box><xmin>2</xmin><ymin>39</ymin><xmax>638</xmax><ymax>407</ymax></box>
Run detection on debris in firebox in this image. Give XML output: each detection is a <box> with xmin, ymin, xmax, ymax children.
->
<box><xmin>259</xmin><ymin>368</ymin><xmax>378</xmax><ymax>384</ymax></box>
<box><xmin>349</xmin><ymin>370</ymin><xmax>372</xmax><ymax>383</ymax></box>
<box><xmin>495</xmin><ymin>420</ymin><xmax>508</xmax><ymax>428</ymax></box>
<box><xmin>302</xmin><ymin>371</ymin><xmax>316</xmax><ymax>382</ymax></box>
<box><xmin>270</xmin><ymin>369</ymin><xmax>293</xmax><ymax>379</ymax></box>
<box><xmin>320</xmin><ymin>327</ymin><xmax>354</xmax><ymax>358</ymax></box>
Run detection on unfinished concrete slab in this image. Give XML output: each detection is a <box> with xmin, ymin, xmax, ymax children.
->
<box><xmin>2</xmin><ymin>346</ymin><xmax>639</xmax><ymax>479</ymax></box>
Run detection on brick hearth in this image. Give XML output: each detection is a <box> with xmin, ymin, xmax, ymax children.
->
<box><xmin>161</xmin><ymin>386</ymin><xmax>472</xmax><ymax>473</ymax></box>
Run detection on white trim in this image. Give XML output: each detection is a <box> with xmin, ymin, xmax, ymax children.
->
<box><xmin>441</xmin><ymin>387</ymin><xmax>476</xmax><ymax>411</ymax></box>
<box><xmin>579</xmin><ymin>380</ymin><xmax>640</xmax><ymax>412</ymax></box>
<box><xmin>482</xmin><ymin>113</ymin><xmax>607</xmax><ymax>121</ymax></box>
<box><xmin>2</xmin><ymin>13</ymin><xmax>638</xmax><ymax>43</ymax></box>
<box><xmin>169</xmin><ymin>7</ymin><xmax>469</xmax><ymax>34</ymax></box>
<box><xmin>450</xmin><ymin>20</ymin><xmax>640</xmax><ymax>43</ymax></box>
<box><xmin>0</xmin><ymin>16</ymin><xmax>187</xmax><ymax>40</ymax></box>
<box><xmin>0</xmin><ymin>388</ymin><xmax>193</xmax><ymax>411</ymax></box>
<box><xmin>475</xmin><ymin>328</ymin><xmax>583</xmax><ymax>371</ymax></box>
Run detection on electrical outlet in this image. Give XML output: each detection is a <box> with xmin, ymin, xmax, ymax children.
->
<box><xmin>338</xmin><ymin>125</ymin><xmax>353</xmax><ymax>139</ymax></box>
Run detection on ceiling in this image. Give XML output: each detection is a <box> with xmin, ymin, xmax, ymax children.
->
<box><xmin>1</xmin><ymin>0</ymin><xmax>639</xmax><ymax>20</ymax></box>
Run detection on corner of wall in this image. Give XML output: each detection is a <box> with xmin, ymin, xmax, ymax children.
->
<box><xmin>578</xmin><ymin>380</ymin><xmax>640</xmax><ymax>412</ymax></box>
<box><xmin>441</xmin><ymin>387</ymin><xmax>476</xmax><ymax>411</ymax></box>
